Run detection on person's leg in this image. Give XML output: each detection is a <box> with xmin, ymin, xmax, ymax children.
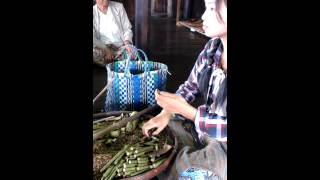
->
<box><xmin>168</xmin><ymin>119</ymin><xmax>198</xmax><ymax>152</ymax></box>
<box><xmin>113</xmin><ymin>45</ymin><xmax>133</xmax><ymax>61</ymax></box>
<box><xmin>157</xmin><ymin>119</ymin><xmax>198</xmax><ymax>179</ymax></box>
<box><xmin>93</xmin><ymin>47</ymin><xmax>106</xmax><ymax>67</ymax></box>
<box><xmin>171</xmin><ymin>136</ymin><xmax>227</xmax><ymax>180</ymax></box>
<box><xmin>158</xmin><ymin>119</ymin><xmax>227</xmax><ymax>180</ymax></box>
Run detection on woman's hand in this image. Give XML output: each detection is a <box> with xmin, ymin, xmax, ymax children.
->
<box><xmin>104</xmin><ymin>47</ymin><xmax>114</xmax><ymax>62</ymax></box>
<box><xmin>124</xmin><ymin>41</ymin><xmax>133</xmax><ymax>54</ymax></box>
<box><xmin>142</xmin><ymin>110</ymin><xmax>172</xmax><ymax>137</ymax></box>
<box><xmin>155</xmin><ymin>90</ymin><xmax>197</xmax><ymax>120</ymax></box>
<box><xmin>124</xmin><ymin>40</ymin><xmax>131</xmax><ymax>46</ymax></box>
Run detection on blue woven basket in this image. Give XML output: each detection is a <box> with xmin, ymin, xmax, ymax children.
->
<box><xmin>105</xmin><ymin>48</ymin><xmax>168</xmax><ymax>112</ymax></box>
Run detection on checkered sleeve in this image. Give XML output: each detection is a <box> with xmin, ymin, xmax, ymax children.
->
<box><xmin>194</xmin><ymin>105</ymin><xmax>227</xmax><ymax>141</ymax></box>
<box><xmin>175</xmin><ymin>40</ymin><xmax>214</xmax><ymax>103</ymax></box>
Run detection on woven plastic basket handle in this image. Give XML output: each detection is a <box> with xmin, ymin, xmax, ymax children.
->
<box><xmin>124</xmin><ymin>48</ymin><xmax>150</xmax><ymax>75</ymax></box>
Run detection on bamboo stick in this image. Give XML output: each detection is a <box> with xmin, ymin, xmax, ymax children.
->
<box><xmin>93</xmin><ymin>105</ymin><xmax>158</xmax><ymax>141</ymax></box>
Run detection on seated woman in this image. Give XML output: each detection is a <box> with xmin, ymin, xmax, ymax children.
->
<box><xmin>142</xmin><ymin>0</ymin><xmax>227</xmax><ymax>179</ymax></box>
<box><xmin>93</xmin><ymin>0</ymin><xmax>133</xmax><ymax>67</ymax></box>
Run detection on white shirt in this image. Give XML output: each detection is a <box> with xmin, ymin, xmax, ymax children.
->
<box><xmin>93</xmin><ymin>2</ymin><xmax>133</xmax><ymax>49</ymax></box>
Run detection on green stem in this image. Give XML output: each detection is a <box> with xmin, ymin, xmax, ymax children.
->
<box><xmin>100</xmin><ymin>145</ymin><xmax>129</xmax><ymax>172</ymax></box>
<box><xmin>134</xmin><ymin>152</ymin><xmax>145</xmax><ymax>158</ymax></box>
<box><xmin>128</xmin><ymin>160</ymin><xmax>138</xmax><ymax>164</ymax></box>
<box><xmin>137</xmin><ymin>162</ymin><xmax>149</xmax><ymax>167</ymax></box>
<box><xmin>102</xmin><ymin>165</ymin><xmax>114</xmax><ymax>178</ymax></box>
<box><xmin>137</xmin><ymin>157</ymin><xmax>149</xmax><ymax>161</ymax></box>
<box><xmin>136</xmin><ymin>165</ymin><xmax>150</xmax><ymax>171</ymax></box>
<box><xmin>151</xmin><ymin>156</ymin><xmax>167</xmax><ymax>169</ymax></box>
<box><xmin>138</xmin><ymin>159</ymin><xmax>149</xmax><ymax>164</ymax></box>
<box><xmin>107</xmin><ymin>167</ymin><xmax>117</xmax><ymax>180</ymax></box>
<box><xmin>130</xmin><ymin>168</ymin><xmax>149</xmax><ymax>176</ymax></box>
<box><xmin>123</xmin><ymin>167</ymin><xmax>136</xmax><ymax>172</ymax></box>
<box><xmin>134</xmin><ymin>146</ymin><xmax>154</xmax><ymax>154</ymax></box>
<box><xmin>123</xmin><ymin>163</ymin><xmax>137</xmax><ymax>168</ymax></box>
<box><xmin>113</xmin><ymin>152</ymin><xmax>125</xmax><ymax>165</ymax></box>
<box><xmin>126</xmin><ymin>150</ymin><xmax>134</xmax><ymax>156</ymax></box>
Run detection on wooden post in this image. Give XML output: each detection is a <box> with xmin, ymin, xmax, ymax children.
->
<box><xmin>183</xmin><ymin>0</ymin><xmax>192</xmax><ymax>21</ymax></box>
<box><xmin>167</xmin><ymin>0</ymin><xmax>173</xmax><ymax>17</ymax></box>
<box><xmin>176</xmin><ymin>0</ymin><xmax>182</xmax><ymax>25</ymax></box>
<box><xmin>151</xmin><ymin>0</ymin><xmax>155</xmax><ymax>16</ymax></box>
<box><xmin>135</xmin><ymin>0</ymin><xmax>150</xmax><ymax>51</ymax></box>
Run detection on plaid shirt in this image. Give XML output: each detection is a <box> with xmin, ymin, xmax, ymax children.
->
<box><xmin>176</xmin><ymin>38</ymin><xmax>227</xmax><ymax>142</ymax></box>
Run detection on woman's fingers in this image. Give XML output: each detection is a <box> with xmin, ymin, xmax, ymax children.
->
<box><xmin>158</xmin><ymin>91</ymin><xmax>176</xmax><ymax>98</ymax></box>
<box><xmin>142</xmin><ymin>120</ymin><xmax>156</xmax><ymax>137</ymax></box>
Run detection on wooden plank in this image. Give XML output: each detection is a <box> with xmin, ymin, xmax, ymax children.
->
<box><xmin>178</xmin><ymin>20</ymin><xmax>209</xmax><ymax>37</ymax></box>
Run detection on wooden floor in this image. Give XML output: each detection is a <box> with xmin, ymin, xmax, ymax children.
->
<box><xmin>93</xmin><ymin>17</ymin><xmax>210</xmax><ymax>113</ymax></box>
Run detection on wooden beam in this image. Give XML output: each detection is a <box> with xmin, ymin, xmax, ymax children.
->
<box><xmin>135</xmin><ymin>0</ymin><xmax>150</xmax><ymax>51</ymax></box>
